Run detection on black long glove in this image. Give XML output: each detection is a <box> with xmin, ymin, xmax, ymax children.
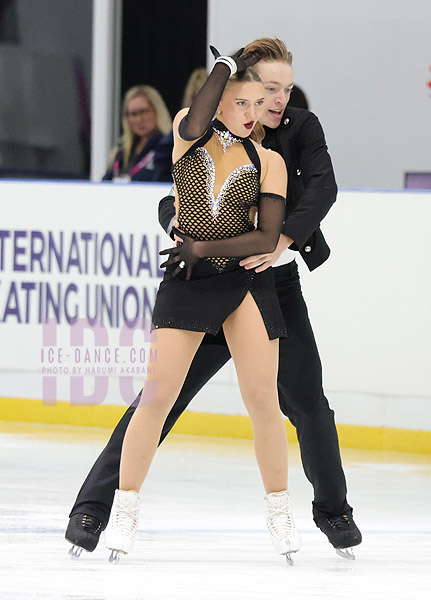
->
<box><xmin>159</xmin><ymin>231</ymin><xmax>198</xmax><ymax>280</ymax></box>
<box><xmin>159</xmin><ymin>192</ymin><xmax>285</xmax><ymax>280</ymax></box>
<box><xmin>209</xmin><ymin>45</ymin><xmax>261</xmax><ymax>73</ymax></box>
<box><xmin>178</xmin><ymin>45</ymin><xmax>261</xmax><ymax>141</ymax></box>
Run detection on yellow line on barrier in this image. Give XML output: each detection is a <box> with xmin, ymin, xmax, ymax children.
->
<box><xmin>0</xmin><ymin>396</ymin><xmax>430</xmax><ymax>454</ymax></box>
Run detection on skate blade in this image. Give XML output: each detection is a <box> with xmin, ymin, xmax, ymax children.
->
<box><xmin>285</xmin><ymin>553</ymin><xmax>295</xmax><ymax>566</ymax></box>
<box><xmin>108</xmin><ymin>549</ymin><xmax>125</xmax><ymax>564</ymax></box>
<box><xmin>68</xmin><ymin>545</ymin><xmax>84</xmax><ymax>560</ymax></box>
<box><xmin>336</xmin><ymin>547</ymin><xmax>355</xmax><ymax>561</ymax></box>
<box><xmin>283</xmin><ymin>549</ymin><xmax>299</xmax><ymax>566</ymax></box>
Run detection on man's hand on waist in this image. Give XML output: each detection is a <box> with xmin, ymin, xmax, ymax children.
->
<box><xmin>239</xmin><ymin>234</ymin><xmax>294</xmax><ymax>273</ymax></box>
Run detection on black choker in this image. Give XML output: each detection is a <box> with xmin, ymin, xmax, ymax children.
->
<box><xmin>212</xmin><ymin>119</ymin><xmax>247</xmax><ymax>153</ymax></box>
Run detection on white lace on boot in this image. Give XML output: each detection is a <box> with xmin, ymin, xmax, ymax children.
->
<box><xmin>264</xmin><ymin>490</ymin><xmax>302</xmax><ymax>559</ymax></box>
<box><xmin>105</xmin><ymin>489</ymin><xmax>140</xmax><ymax>562</ymax></box>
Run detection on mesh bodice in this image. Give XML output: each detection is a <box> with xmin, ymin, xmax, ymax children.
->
<box><xmin>173</xmin><ymin>132</ymin><xmax>260</xmax><ymax>271</ymax></box>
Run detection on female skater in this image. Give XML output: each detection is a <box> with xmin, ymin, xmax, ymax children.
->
<box><xmin>104</xmin><ymin>46</ymin><xmax>301</xmax><ymax>563</ymax></box>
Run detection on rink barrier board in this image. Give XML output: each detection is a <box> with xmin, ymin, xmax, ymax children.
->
<box><xmin>0</xmin><ymin>396</ymin><xmax>430</xmax><ymax>455</ymax></box>
<box><xmin>2</xmin><ymin>183</ymin><xmax>431</xmax><ymax>431</ymax></box>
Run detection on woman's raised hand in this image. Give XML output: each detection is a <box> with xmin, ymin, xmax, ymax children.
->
<box><xmin>209</xmin><ymin>45</ymin><xmax>261</xmax><ymax>75</ymax></box>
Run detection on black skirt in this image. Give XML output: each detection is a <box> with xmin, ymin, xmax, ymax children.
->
<box><xmin>152</xmin><ymin>258</ymin><xmax>287</xmax><ymax>340</ymax></box>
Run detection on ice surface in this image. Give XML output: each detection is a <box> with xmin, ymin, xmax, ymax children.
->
<box><xmin>0</xmin><ymin>422</ymin><xmax>430</xmax><ymax>600</ymax></box>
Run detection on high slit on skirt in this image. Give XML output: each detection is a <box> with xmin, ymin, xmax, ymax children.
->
<box><xmin>152</xmin><ymin>258</ymin><xmax>287</xmax><ymax>341</ymax></box>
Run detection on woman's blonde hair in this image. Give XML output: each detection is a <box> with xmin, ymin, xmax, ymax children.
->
<box><xmin>182</xmin><ymin>67</ymin><xmax>208</xmax><ymax>108</ymax></box>
<box><xmin>120</xmin><ymin>85</ymin><xmax>172</xmax><ymax>165</ymax></box>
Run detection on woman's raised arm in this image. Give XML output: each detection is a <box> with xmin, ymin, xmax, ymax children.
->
<box><xmin>177</xmin><ymin>46</ymin><xmax>261</xmax><ymax>142</ymax></box>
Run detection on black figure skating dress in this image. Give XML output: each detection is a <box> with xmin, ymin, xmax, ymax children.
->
<box><xmin>152</xmin><ymin>119</ymin><xmax>287</xmax><ymax>340</ymax></box>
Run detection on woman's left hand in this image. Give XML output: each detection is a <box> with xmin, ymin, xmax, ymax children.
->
<box><xmin>239</xmin><ymin>234</ymin><xmax>294</xmax><ymax>272</ymax></box>
<box><xmin>159</xmin><ymin>228</ymin><xmax>198</xmax><ymax>280</ymax></box>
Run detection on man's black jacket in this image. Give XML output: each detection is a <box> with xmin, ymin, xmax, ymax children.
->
<box><xmin>158</xmin><ymin>105</ymin><xmax>337</xmax><ymax>271</ymax></box>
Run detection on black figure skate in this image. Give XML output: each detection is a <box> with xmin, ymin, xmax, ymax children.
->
<box><xmin>65</xmin><ymin>513</ymin><xmax>103</xmax><ymax>559</ymax></box>
<box><xmin>318</xmin><ymin>512</ymin><xmax>362</xmax><ymax>560</ymax></box>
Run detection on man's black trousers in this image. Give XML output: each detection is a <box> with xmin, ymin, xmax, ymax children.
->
<box><xmin>70</xmin><ymin>260</ymin><xmax>352</xmax><ymax>527</ymax></box>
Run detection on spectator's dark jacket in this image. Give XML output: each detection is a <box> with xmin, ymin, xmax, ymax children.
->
<box><xmin>158</xmin><ymin>106</ymin><xmax>337</xmax><ymax>271</ymax></box>
<box><xmin>103</xmin><ymin>131</ymin><xmax>172</xmax><ymax>182</ymax></box>
<box><xmin>152</xmin><ymin>131</ymin><xmax>174</xmax><ymax>183</ymax></box>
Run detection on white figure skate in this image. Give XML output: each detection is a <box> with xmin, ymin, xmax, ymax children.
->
<box><xmin>264</xmin><ymin>490</ymin><xmax>302</xmax><ymax>565</ymax></box>
<box><xmin>104</xmin><ymin>489</ymin><xmax>140</xmax><ymax>563</ymax></box>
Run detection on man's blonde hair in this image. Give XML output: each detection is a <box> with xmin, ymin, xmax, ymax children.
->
<box><xmin>243</xmin><ymin>37</ymin><xmax>292</xmax><ymax>65</ymax></box>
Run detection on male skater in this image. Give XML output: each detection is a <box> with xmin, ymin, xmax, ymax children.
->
<box><xmin>66</xmin><ymin>38</ymin><xmax>361</xmax><ymax>560</ymax></box>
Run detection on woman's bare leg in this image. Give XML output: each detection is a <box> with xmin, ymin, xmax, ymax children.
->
<box><xmin>223</xmin><ymin>293</ymin><xmax>288</xmax><ymax>493</ymax></box>
<box><xmin>119</xmin><ymin>328</ymin><xmax>205</xmax><ymax>492</ymax></box>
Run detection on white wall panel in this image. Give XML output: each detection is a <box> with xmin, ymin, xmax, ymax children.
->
<box><xmin>208</xmin><ymin>0</ymin><xmax>431</xmax><ymax>189</ymax></box>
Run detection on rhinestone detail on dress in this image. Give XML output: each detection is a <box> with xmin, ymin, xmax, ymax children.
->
<box><xmin>198</xmin><ymin>147</ymin><xmax>257</xmax><ymax>220</ymax></box>
<box><xmin>172</xmin><ymin>135</ymin><xmax>259</xmax><ymax>272</ymax></box>
<box><xmin>213</xmin><ymin>127</ymin><xmax>243</xmax><ymax>154</ymax></box>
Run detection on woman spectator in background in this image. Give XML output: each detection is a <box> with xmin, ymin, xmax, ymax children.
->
<box><xmin>103</xmin><ymin>85</ymin><xmax>172</xmax><ymax>182</ymax></box>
